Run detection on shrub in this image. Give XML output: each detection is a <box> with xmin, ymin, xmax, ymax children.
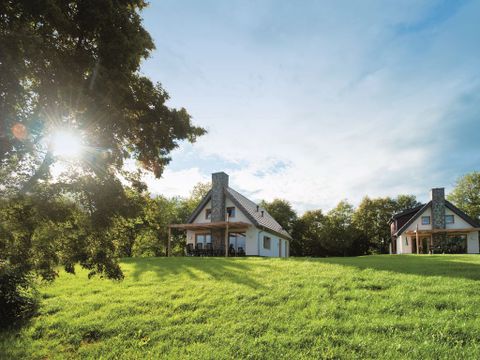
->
<box><xmin>0</xmin><ymin>261</ymin><xmax>39</xmax><ymax>329</ymax></box>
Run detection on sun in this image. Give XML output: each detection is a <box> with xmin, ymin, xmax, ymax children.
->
<box><xmin>51</xmin><ymin>130</ymin><xmax>83</xmax><ymax>159</ymax></box>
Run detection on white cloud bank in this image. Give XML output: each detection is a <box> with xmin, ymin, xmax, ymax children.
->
<box><xmin>140</xmin><ymin>0</ymin><xmax>480</xmax><ymax>212</ymax></box>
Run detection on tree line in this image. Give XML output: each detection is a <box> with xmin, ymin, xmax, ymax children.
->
<box><xmin>263</xmin><ymin>171</ymin><xmax>480</xmax><ymax>256</ymax></box>
<box><xmin>262</xmin><ymin>195</ymin><xmax>420</xmax><ymax>257</ymax></box>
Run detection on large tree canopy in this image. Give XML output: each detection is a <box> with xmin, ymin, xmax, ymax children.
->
<box><xmin>448</xmin><ymin>172</ymin><xmax>480</xmax><ymax>221</ymax></box>
<box><xmin>0</xmin><ymin>0</ymin><xmax>206</xmax><ymax>299</ymax></box>
<box><xmin>260</xmin><ymin>199</ymin><xmax>297</xmax><ymax>233</ymax></box>
<box><xmin>0</xmin><ymin>0</ymin><xmax>205</xmax><ymax>192</ymax></box>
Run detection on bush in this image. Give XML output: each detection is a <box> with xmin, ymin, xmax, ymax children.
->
<box><xmin>0</xmin><ymin>261</ymin><xmax>39</xmax><ymax>329</ymax></box>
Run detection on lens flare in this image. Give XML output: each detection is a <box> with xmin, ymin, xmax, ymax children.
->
<box><xmin>11</xmin><ymin>123</ymin><xmax>27</xmax><ymax>140</ymax></box>
<box><xmin>51</xmin><ymin>130</ymin><xmax>83</xmax><ymax>159</ymax></box>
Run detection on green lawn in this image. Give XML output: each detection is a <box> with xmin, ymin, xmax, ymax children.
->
<box><xmin>2</xmin><ymin>255</ymin><xmax>480</xmax><ymax>359</ymax></box>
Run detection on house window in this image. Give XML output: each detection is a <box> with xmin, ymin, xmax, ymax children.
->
<box><xmin>421</xmin><ymin>216</ymin><xmax>431</xmax><ymax>225</ymax></box>
<box><xmin>227</xmin><ymin>207</ymin><xmax>235</xmax><ymax>218</ymax></box>
<box><xmin>439</xmin><ymin>234</ymin><xmax>467</xmax><ymax>254</ymax></box>
<box><xmin>445</xmin><ymin>215</ymin><xmax>454</xmax><ymax>224</ymax></box>
<box><xmin>196</xmin><ymin>233</ymin><xmax>212</xmax><ymax>245</ymax></box>
<box><xmin>205</xmin><ymin>209</ymin><xmax>211</xmax><ymax>220</ymax></box>
<box><xmin>263</xmin><ymin>236</ymin><xmax>271</xmax><ymax>250</ymax></box>
<box><xmin>229</xmin><ymin>232</ymin><xmax>246</xmax><ymax>252</ymax></box>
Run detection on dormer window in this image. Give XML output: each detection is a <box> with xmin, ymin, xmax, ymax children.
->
<box><xmin>205</xmin><ymin>209</ymin><xmax>211</xmax><ymax>220</ymax></box>
<box><xmin>445</xmin><ymin>215</ymin><xmax>454</xmax><ymax>224</ymax></box>
<box><xmin>227</xmin><ymin>207</ymin><xmax>235</xmax><ymax>218</ymax></box>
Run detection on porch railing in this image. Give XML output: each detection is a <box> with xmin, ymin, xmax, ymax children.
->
<box><xmin>185</xmin><ymin>243</ymin><xmax>246</xmax><ymax>257</ymax></box>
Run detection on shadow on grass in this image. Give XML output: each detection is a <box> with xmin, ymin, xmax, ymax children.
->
<box><xmin>121</xmin><ymin>257</ymin><xmax>266</xmax><ymax>289</ymax></box>
<box><xmin>308</xmin><ymin>255</ymin><xmax>480</xmax><ymax>281</ymax></box>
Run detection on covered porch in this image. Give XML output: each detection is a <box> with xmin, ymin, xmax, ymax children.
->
<box><xmin>168</xmin><ymin>221</ymin><xmax>251</xmax><ymax>257</ymax></box>
<box><xmin>405</xmin><ymin>228</ymin><xmax>480</xmax><ymax>254</ymax></box>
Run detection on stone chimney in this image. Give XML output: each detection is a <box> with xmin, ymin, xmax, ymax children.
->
<box><xmin>210</xmin><ymin>172</ymin><xmax>228</xmax><ymax>249</ymax></box>
<box><xmin>211</xmin><ymin>172</ymin><xmax>229</xmax><ymax>222</ymax></box>
<box><xmin>430</xmin><ymin>188</ymin><xmax>445</xmax><ymax>230</ymax></box>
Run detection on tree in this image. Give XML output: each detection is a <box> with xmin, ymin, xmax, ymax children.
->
<box><xmin>353</xmin><ymin>195</ymin><xmax>420</xmax><ymax>254</ymax></box>
<box><xmin>0</xmin><ymin>1</ymin><xmax>205</xmax><ymax>325</ymax></box>
<box><xmin>448</xmin><ymin>172</ymin><xmax>480</xmax><ymax>221</ymax></box>
<box><xmin>260</xmin><ymin>199</ymin><xmax>298</xmax><ymax>233</ymax></box>
<box><xmin>109</xmin><ymin>182</ymin><xmax>212</xmax><ymax>258</ymax></box>
<box><xmin>394</xmin><ymin>194</ymin><xmax>421</xmax><ymax>213</ymax></box>
<box><xmin>0</xmin><ymin>0</ymin><xmax>205</xmax><ymax>274</ymax></box>
<box><xmin>1</xmin><ymin>1</ymin><xmax>205</xmax><ymax>186</ymax></box>
<box><xmin>292</xmin><ymin>210</ymin><xmax>327</xmax><ymax>256</ymax></box>
<box><xmin>181</xmin><ymin>182</ymin><xmax>211</xmax><ymax>219</ymax></box>
<box><xmin>322</xmin><ymin>200</ymin><xmax>358</xmax><ymax>256</ymax></box>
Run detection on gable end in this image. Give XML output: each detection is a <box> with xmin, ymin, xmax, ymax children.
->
<box><xmin>187</xmin><ymin>190</ymin><xmax>212</xmax><ymax>223</ymax></box>
<box><xmin>395</xmin><ymin>201</ymin><xmax>432</xmax><ymax>236</ymax></box>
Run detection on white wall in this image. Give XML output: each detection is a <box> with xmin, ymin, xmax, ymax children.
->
<box><xmin>251</xmin><ymin>228</ymin><xmax>289</xmax><ymax>258</ymax></box>
<box><xmin>467</xmin><ymin>231</ymin><xmax>479</xmax><ymax>254</ymax></box>
<box><xmin>225</xmin><ymin>198</ymin><xmax>252</xmax><ymax>224</ymax></box>
<box><xmin>445</xmin><ymin>208</ymin><xmax>472</xmax><ymax>229</ymax></box>
<box><xmin>192</xmin><ymin>199</ymin><xmax>253</xmax><ymax>225</ymax></box>
<box><xmin>404</xmin><ymin>207</ymin><xmax>432</xmax><ymax>232</ymax></box>
<box><xmin>192</xmin><ymin>200</ymin><xmax>212</xmax><ymax>224</ymax></box>
<box><xmin>244</xmin><ymin>226</ymin><xmax>258</xmax><ymax>256</ymax></box>
<box><xmin>186</xmin><ymin>229</ymin><xmax>195</xmax><ymax>244</ymax></box>
<box><xmin>396</xmin><ymin>235</ymin><xmax>404</xmax><ymax>254</ymax></box>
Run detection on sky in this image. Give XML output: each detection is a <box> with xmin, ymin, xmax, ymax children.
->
<box><xmin>138</xmin><ymin>0</ymin><xmax>480</xmax><ymax>213</ymax></box>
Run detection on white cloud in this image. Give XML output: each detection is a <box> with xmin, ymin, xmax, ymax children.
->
<box><xmin>143</xmin><ymin>167</ymin><xmax>209</xmax><ymax>198</ymax></box>
<box><xmin>140</xmin><ymin>0</ymin><xmax>480</xmax><ymax>212</ymax></box>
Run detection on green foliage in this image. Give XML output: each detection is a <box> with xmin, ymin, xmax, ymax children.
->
<box><xmin>0</xmin><ymin>261</ymin><xmax>39</xmax><ymax>329</ymax></box>
<box><xmin>323</xmin><ymin>200</ymin><xmax>359</xmax><ymax>256</ymax></box>
<box><xmin>265</xmin><ymin>195</ymin><xmax>420</xmax><ymax>256</ymax></box>
<box><xmin>291</xmin><ymin>209</ymin><xmax>326</xmax><ymax>256</ymax></box>
<box><xmin>354</xmin><ymin>195</ymin><xmax>421</xmax><ymax>254</ymax></box>
<box><xmin>394</xmin><ymin>194</ymin><xmax>421</xmax><ymax>212</ymax></box>
<box><xmin>108</xmin><ymin>182</ymin><xmax>211</xmax><ymax>258</ymax></box>
<box><xmin>0</xmin><ymin>0</ymin><xmax>205</xmax><ymax>180</ymax></box>
<box><xmin>448</xmin><ymin>171</ymin><xmax>480</xmax><ymax>221</ymax></box>
<box><xmin>260</xmin><ymin>199</ymin><xmax>297</xmax><ymax>233</ymax></box>
<box><xmin>0</xmin><ymin>0</ymin><xmax>205</xmax><ymax>285</ymax></box>
<box><xmin>2</xmin><ymin>256</ymin><xmax>480</xmax><ymax>358</ymax></box>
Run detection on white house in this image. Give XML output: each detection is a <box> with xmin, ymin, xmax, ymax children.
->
<box><xmin>170</xmin><ymin>172</ymin><xmax>292</xmax><ymax>257</ymax></box>
<box><xmin>390</xmin><ymin>188</ymin><xmax>480</xmax><ymax>254</ymax></box>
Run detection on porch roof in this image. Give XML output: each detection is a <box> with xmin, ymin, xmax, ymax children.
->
<box><xmin>403</xmin><ymin>227</ymin><xmax>480</xmax><ymax>236</ymax></box>
<box><xmin>169</xmin><ymin>221</ymin><xmax>251</xmax><ymax>231</ymax></box>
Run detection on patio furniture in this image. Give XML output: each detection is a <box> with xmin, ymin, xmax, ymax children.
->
<box><xmin>186</xmin><ymin>243</ymin><xmax>194</xmax><ymax>256</ymax></box>
<box><xmin>205</xmin><ymin>243</ymin><xmax>213</xmax><ymax>256</ymax></box>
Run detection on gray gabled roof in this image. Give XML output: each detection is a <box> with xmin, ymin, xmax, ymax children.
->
<box><xmin>389</xmin><ymin>204</ymin><xmax>425</xmax><ymax>224</ymax></box>
<box><xmin>186</xmin><ymin>186</ymin><xmax>292</xmax><ymax>240</ymax></box>
<box><xmin>225</xmin><ymin>187</ymin><xmax>292</xmax><ymax>240</ymax></box>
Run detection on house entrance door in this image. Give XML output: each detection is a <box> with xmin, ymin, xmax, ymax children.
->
<box><xmin>420</xmin><ymin>236</ymin><xmax>431</xmax><ymax>254</ymax></box>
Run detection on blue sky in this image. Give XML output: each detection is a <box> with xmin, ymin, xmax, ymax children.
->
<box><xmin>138</xmin><ymin>0</ymin><xmax>480</xmax><ymax>212</ymax></box>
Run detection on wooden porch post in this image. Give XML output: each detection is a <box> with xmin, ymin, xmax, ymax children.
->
<box><xmin>415</xmin><ymin>225</ymin><xmax>419</xmax><ymax>255</ymax></box>
<box><xmin>224</xmin><ymin>213</ymin><xmax>229</xmax><ymax>257</ymax></box>
<box><xmin>167</xmin><ymin>226</ymin><xmax>172</xmax><ymax>257</ymax></box>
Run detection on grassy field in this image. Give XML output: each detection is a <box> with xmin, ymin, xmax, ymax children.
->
<box><xmin>1</xmin><ymin>255</ymin><xmax>480</xmax><ymax>359</ymax></box>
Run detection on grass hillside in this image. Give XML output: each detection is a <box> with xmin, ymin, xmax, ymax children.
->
<box><xmin>2</xmin><ymin>255</ymin><xmax>480</xmax><ymax>359</ymax></box>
